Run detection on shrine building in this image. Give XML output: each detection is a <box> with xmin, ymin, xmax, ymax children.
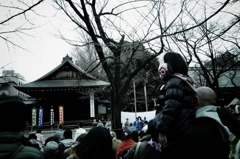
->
<box><xmin>14</xmin><ymin>55</ymin><xmax>110</xmax><ymax>127</ymax></box>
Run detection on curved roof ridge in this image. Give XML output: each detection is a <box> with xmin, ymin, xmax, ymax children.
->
<box><xmin>35</xmin><ymin>55</ymin><xmax>97</xmax><ymax>81</ymax></box>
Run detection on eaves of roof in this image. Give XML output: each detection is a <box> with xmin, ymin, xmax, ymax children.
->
<box><xmin>15</xmin><ymin>79</ymin><xmax>110</xmax><ymax>89</ymax></box>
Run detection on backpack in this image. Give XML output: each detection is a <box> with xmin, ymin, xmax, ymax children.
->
<box><xmin>124</xmin><ymin>141</ymin><xmax>161</xmax><ymax>159</ymax></box>
<box><xmin>162</xmin><ymin>116</ymin><xmax>230</xmax><ymax>159</ymax></box>
<box><xmin>195</xmin><ymin>117</ymin><xmax>230</xmax><ymax>158</ymax></box>
<box><xmin>118</xmin><ymin>147</ymin><xmax>132</xmax><ymax>159</ymax></box>
<box><xmin>123</xmin><ymin>142</ymin><xmax>141</xmax><ymax>159</ymax></box>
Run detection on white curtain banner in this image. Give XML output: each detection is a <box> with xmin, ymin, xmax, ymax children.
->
<box><xmin>50</xmin><ymin>107</ymin><xmax>54</xmax><ymax>126</ymax></box>
<box><xmin>32</xmin><ymin>108</ymin><xmax>37</xmax><ymax>126</ymax></box>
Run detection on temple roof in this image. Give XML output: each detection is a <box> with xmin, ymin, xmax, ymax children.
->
<box><xmin>35</xmin><ymin>54</ymin><xmax>97</xmax><ymax>81</ymax></box>
<box><xmin>14</xmin><ymin>55</ymin><xmax>110</xmax><ymax>97</ymax></box>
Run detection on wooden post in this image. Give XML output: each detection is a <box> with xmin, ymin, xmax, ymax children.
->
<box><xmin>133</xmin><ymin>81</ymin><xmax>137</xmax><ymax>118</ymax></box>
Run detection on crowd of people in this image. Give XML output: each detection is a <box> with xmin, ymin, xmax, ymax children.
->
<box><xmin>1</xmin><ymin>52</ymin><xmax>240</xmax><ymax>159</ymax></box>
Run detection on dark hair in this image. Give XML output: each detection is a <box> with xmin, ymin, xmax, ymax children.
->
<box><xmin>58</xmin><ymin>124</ymin><xmax>63</xmax><ymax>129</ymax></box>
<box><xmin>28</xmin><ymin>133</ymin><xmax>37</xmax><ymax>140</ymax></box>
<box><xmin>164</xmin><ymin>52</ymin><xmax>188</xmax><ymax>75</ymax></box>
<box><xmin>36</xmin><ymin>127</ymin><xmax>42</xmax><ymax>133</ymax></box>
<box><xmin>76</xmin><ymin>133</ymin><xmax>87</xmax><ymax>142</ymax></box>
<box><xmin>63</xmin><ymin>129</ymin><xmax>72</xmax><ymax>139</ymax></box>
<box><xmin>131</xmin><ymin>130</ymin><xmax>139</xmax><ymax>142</ymax></box>
<box><xmin>75</xmin><ymin>127</ymin><xmax>112</xmax><ymax>159</ymax></box>
<box><xmin>148</xmin><ymin>119</ymin><xmax>159</xmax><ymax>142</ymax></box>
<box><xmin>139</xmin><ymin>130</ymin><xmax>145</xmax><ymax>139</ymax></box>
<box><xmin>147</xmin><ymin>119</ymin><xmax>156</xmax><ymax>135</ymax></box>
<box><xmin>78</xmin><ymin>121</ymin><xmax>84</xmax><ymax>128</ymax></box>
<box><xmin>44</xmin><ymin>135</ymin><xmax>60</xmax><ymax>146</ymax></box>
<box><xmin>0</xmin><ymin>100</ymin><xmax>27</xmax><ymax>132</ymax></box>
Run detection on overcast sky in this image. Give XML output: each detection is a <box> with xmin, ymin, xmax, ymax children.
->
<box><xmin>0</xmin><ymin>1</ymin><xmax>75</xmax><ymax>82</ymax></box>
<box><xmin>1</xmin><ymin>0</ymin><xmax>238</xmax><ymax>82</ymax></box>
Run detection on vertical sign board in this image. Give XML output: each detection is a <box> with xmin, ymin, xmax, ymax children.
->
<box><xmin>32</xmin><ymin>108</ymin><xmax>37</xmax><ymax>127</ymax></box>
<box><xmin>50</xmin><ymin>106</ymin><xmax>54</xmax><ymax>126</ymax></box>
<box><xmin>59</xmin><ymin>105</ymin><xmax>64</xmax><ymax>125</ymax></box>
<box><xmin>38</xmin><ymin>107</ymin><xmax>43</xmax><ymax>127</ymax></box>
<box><xmin>90</xmin><ymin>91</ymin><xmax>95</xmax><ymax>117</ymax></box>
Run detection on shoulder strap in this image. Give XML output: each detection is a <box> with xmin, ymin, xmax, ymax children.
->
<box><xmin>134</xmin><ymin>142</ymin><xmax>141</xmax><ymax>159</ymax></box>
<box><xmin>10</xmin><ymin>145</ymin><xmax>24</xmax><ymax>159</ymax></box>
<box><xmin>173</xmin><ymin>73</ymin><xmax>197</xmax><ymax>93</ymax></box>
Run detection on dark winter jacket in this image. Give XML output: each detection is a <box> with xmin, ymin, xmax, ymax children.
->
<box><xmin>0</xmin><ymin>131</ymin><xmax>44</xmax><ymax>159</ymax></box>
<box><xmin>154</xmin><ymin>75</ymin><xmax>197</xmax><ymax>141</ymax></box>
<box><xmin>162</xmin><ymin>117</ymin><xmax>230</xmax><ymax>159</ymax></box>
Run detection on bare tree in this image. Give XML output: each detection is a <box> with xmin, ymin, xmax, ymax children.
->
<box><xmin>0</xmin><ymin>0</ymin><xmax>44</xmax><ymax>52</ymax></box>
<box><xmin>166</xmin><ymin>0</ymin><xmax>240</xmax><ymax>104</ymax></box>
<box><xmin>71</xmin><ymin>38</ymin><xmax>108</xmax><ymax>81</ymax></box>
<box><xmin>54</xmin><ymin>0</ymin><xmax>233</xmax><ymax>130</ymax></box>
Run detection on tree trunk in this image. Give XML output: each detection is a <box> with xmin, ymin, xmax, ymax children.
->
<box><xmin>110</xmin><ymin>89</ymin><xmax>123</xmax><ymax>138</ymax></box>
